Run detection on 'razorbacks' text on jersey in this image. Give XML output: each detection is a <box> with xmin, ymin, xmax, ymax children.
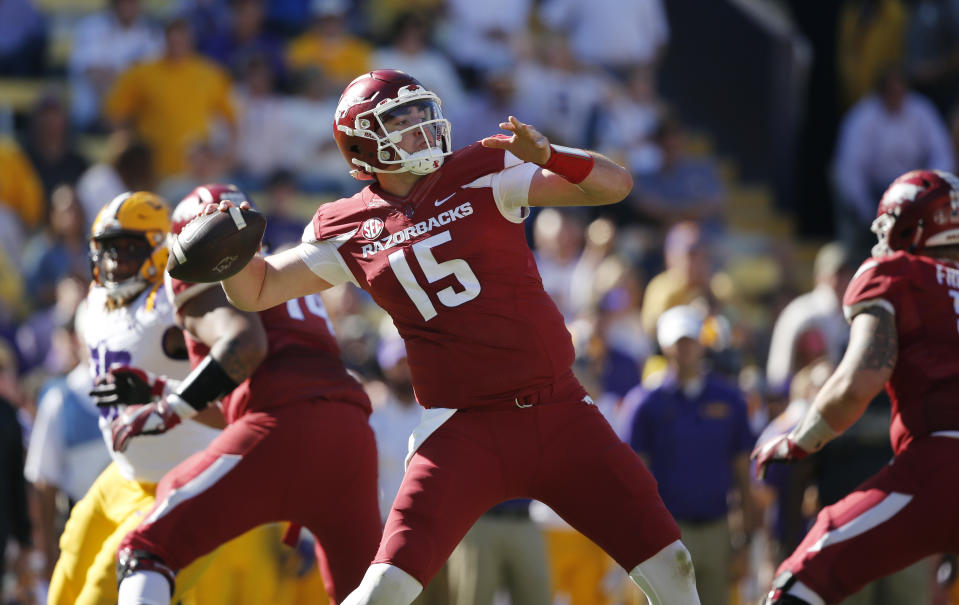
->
<box><xmin>844</xmin><ymin>251</ymin><xmax>959</xmax><ymax>453</ymax></box>
<box><xmin>84</xmin><ymin>283</ymin><xmax>220</xmax><ymax>483</ymax></box>
<box><xmin>165</xmin><ymin>277</ymin><xmax>370</xmax><ymax>423</ymax></box>
<box><xmin>301</xmin><ymin>143</ymin><xmax>576</xmax><ymax>409</ymax></box>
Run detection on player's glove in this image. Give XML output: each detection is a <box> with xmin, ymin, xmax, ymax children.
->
<box><xmin>750</xmin><ymin>434</ymin><xmax>810</xmax><ymax>480</ymax></box>
<box><xmin>90</xmin><ymin>367</ymin><xmax>171</xmax><ymax>407</ymax></box>
<box><xmin>110</xmin><ymin>394</ymin><xmax>194</xmax><ymax>452</ymax></box>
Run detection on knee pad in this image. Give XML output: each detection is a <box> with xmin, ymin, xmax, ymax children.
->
<box><xmin>628</xmin><ymin>540</ymin><xmax>700</xmax><ymax>605</ymax></box>
<box><xmin>341</xmin><ymin>563</ymin><xmax>423</xmax><ymax>605</ymax></box>
<box><xmin>117</xmin><ymin>546</ymin><xmax>176</xmax><ymax>595</ymax></box>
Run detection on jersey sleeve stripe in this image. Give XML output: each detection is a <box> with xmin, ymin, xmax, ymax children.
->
<box><xmin>843</xmin><ymin>297</ymin><xmax>895</xmax><ymax>322</ymax></box>
<box><xmin>852</xmin><ymin>259</ymin><xmax>879</xmax><ymax>281</ymax></box>
<box><xmin>296</xmin><ymin>226</ymin><xmax>360</xmax><ymax>287</ymax></box>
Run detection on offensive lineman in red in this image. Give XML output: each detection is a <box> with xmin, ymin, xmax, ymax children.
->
<box><xmin>212</xmin><ymin>70</ymin><xmax>701</xmax><ymax>604</ymax></box>
<box><xmin>101</xmin><ymin>184</ymin><xmax>381</xmax><ymax>605</ymax></box>
<box><xmin>753</xmin><ymin>169</ymin><xmax>959</xmax><ymax>604</ymax></box>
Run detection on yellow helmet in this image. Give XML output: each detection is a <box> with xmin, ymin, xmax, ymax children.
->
<box><xmin>89</xmin><ymin>191</ymin><xmax>171</xmax><ymax>302</ymax></box>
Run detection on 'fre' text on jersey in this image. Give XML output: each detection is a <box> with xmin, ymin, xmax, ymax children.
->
<box><xmin>935</xmin><ymin>263</ymin><xmax>959</xmax><ymax>334</ymax></box>
<box><xmin>361</xmin><ymin>202</ymin><xmax>473</xmax><ymax>258</ymax></box>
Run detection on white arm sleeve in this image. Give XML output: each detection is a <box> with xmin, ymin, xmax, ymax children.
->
<box><xmin>296</xmin><ymin>224</ymin><xmax>358</xmax><ymax>286</ymax></box>
<box><xmin>490</xmin><ymin>162</ymin><xmax>538</xmax><ymax>223</ymax></box>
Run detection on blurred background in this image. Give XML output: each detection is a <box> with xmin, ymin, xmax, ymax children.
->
<box><xmin>1</xmin><ymin>0</ymin><xmax>958</xmax><ymax>603</ymax></box>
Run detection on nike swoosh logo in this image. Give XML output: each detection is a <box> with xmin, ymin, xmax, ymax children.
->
<box><xmin>434</xmin><ymin>193</ymin><xmax>456</xmax><ymax>207</ymax></box>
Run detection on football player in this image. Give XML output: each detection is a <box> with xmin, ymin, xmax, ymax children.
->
<box><xmin>105</xmin><ymin>184</ymin><xmax>381</xmax><ymax>605</ymax></box>
<box><xmin>753</xmin><ymin>169</ymin><xmax>959</xmax><ymax>604</ymax></box>
<box><xmin>214</xmin><ymin>70</ymin><xmax>702</xmax><ymax>605</ymax></box>
<box><xmin>50</xmin><ymin>191</ymin><xmax>225</xmax><ymax>605</ymax></box>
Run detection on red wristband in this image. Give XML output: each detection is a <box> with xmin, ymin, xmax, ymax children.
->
<box><xmin>541</xmin><ymin>145</ymin><xmax>594</xmax><ymax>184</ymax></box>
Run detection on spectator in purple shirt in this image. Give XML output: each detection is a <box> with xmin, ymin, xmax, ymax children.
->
<box><xmin>199</xmin><ymin>0</ymin><xmax>287</xmax><ymax>84</ymax></box>
<box><xmin>625</xmin><ymin>305</ymin><xmax>755</xmax><ymax>605</ymax></box>
<box><xmin>633</xmin><ymin>114</ymin><xmax>726</xmax><ymax>236</ymax></box>
<box><xmin>0</xmin><ymin>0</ymin><xmax>46</xmax><ymax>76</ymax></box>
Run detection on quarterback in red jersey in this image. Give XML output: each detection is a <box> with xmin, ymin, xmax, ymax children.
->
<box><xmin>101</xmin><ymin>184</ymin><xmax>381</xmax><ymax>605</ymax></box>
<box><xmin>753</xmin><ymin>169</ymin><xmax>959</xmax><ymax>604</ymax></box>
<box><xmin>215</xmin><ymin>70</ymin><xmax>700</xmax><ymax>605</ymax></box>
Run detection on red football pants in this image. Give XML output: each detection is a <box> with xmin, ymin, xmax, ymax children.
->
<box><xmin>121</xmin><ymin>400</ymin><xmax>381</xmax><ymax>603</ymax></box>
<box><xmin>374</xmin><ymin>392</ymin><xmax>681</xmax><ymax>586</ymax></box>
<box><xmin>776</xmin><ymin>436</ymin><xmax>959</xmax><ymax>602</ymax></box>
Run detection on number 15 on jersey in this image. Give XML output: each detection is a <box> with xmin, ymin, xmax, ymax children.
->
<box><xmin>388</xmin><ymin>231</ymin><xmax>480</xmax><ymax>321</ymax></box>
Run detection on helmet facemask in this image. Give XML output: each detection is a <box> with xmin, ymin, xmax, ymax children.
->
<box><xmin>89</xmin><ymin>191</ymin><xmax>171</xmax><ymax>304</ymax></box>
<box><xmin>869</xmin><ymin>211</ymin><xmax>899</xmax><ymax>257</ymax></box>
<box><xmin>340</xmin><ymin>85</ymin><xmax>452</xmax><ymax>177</ymax></box>
<box><xmin>90</xmin><ymin>234</ymin><xmax>158</xmax><ymax>302</ymax></box>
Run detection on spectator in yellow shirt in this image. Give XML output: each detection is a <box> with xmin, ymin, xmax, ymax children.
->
<box><xmin>285</xmin><ymin>1</ymin><xmax>371</xmax><ymax>87</ymax></box>
<box><xmin>105</xmin><ymin>18</ymin><xmax>236</xmax><ymax>178</ymax></box>
<box><xmin>0</xmin><ymin>138</ymin><xmax>45</xmax><ymax>231</ymax></box>
<box><xmin>837</xmin><ymin>0</ymin><xmax>907</xmax><ymax>108</ymax></box>
<box><xmin>362</xmin><ymin>0</ymin><xmax>443</xmax><ymax>43</ymax></box>
<box><xmin>640</xmin><ymin>221</ymin><xmax>715</xmax><ymax>340</ymax></box>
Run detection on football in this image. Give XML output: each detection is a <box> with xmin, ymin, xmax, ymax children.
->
<box><xmin>167</xmin><ymin>206</ymin><xmax>266</xmax><ymax>283</ymax></box>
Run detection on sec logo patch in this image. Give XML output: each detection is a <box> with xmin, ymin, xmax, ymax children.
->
<box><xmin>361</xmin><ymin>218</ymin><xmax>385</xmax><ymax>240</ymax></box>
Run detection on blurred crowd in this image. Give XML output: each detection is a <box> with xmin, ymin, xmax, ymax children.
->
<box><xmin>2</xmin><ymin>0</ymin><xmax>959</xmax><ymax>604</ymax></box>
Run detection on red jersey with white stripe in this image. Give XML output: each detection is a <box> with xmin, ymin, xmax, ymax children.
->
<box><xmin>166</xmin><ymin>277</ymin><xmax>370</xmax><ymax>423</ymax></box>
<box><xmin>843</xmin><ymin>251</ymin><xmax>959</xmax><ymax>454</ymax></box>
<box><xmin>307</xmin><ymin>143</ymin><xmax>576</xmax><ymax>409</ymax></box>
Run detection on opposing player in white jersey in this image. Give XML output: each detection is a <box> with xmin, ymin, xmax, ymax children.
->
<box><xmin>48</xmin><ymin>191</ymin><xmax>224</xmax><ymax>605</ymax></box>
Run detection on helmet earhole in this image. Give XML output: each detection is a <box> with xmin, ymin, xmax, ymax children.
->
<box><xmin>378</xmin><ymin>150</ymin><xmax>391</xmax><ymax>161</ymax></box>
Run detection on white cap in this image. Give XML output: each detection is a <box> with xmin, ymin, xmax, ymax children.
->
<box><xmin>656</xmin><ymin>305</ymin><xmax>703</xmax><ymax>349</ymax></box>
<box><xmin>311</xmin><ymin>0</ymin><xmax>347</xmax><ymax>16</ymax></box>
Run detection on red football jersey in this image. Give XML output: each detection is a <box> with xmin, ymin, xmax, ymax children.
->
<box><xmin>166</xmin><ymin>277</ymin><xmax>370</xmax><ymax>423</ymax></box>
<box><xmin>306</xmin><ymin>143</ymin><xmax>577</xmax><ymax>409</ymax></box>
<box><xmin>843</xmin><ymin>251</ymin><xmax>959</xmax><ymax>454</ymax></box>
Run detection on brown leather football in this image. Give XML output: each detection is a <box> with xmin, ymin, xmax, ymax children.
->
<box><xmin>167</xmin><ymin>207</ymin><xmax>266</xmax><ymax>283</ymax></box>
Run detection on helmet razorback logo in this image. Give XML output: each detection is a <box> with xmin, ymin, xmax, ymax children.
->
<box><xmin>336</xmin><ymin>91</ymin><xmax>379</xmax><ymax>120</ymax></box>
<box><xmin>361</xmin><ymin>218</ymin><xmax>385</xmax><ymax>240</ymax></box>
<box><xmin>885</xmin><ymin>182</ymin><xmax>923</xmax><ymax>204</ymax></box>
